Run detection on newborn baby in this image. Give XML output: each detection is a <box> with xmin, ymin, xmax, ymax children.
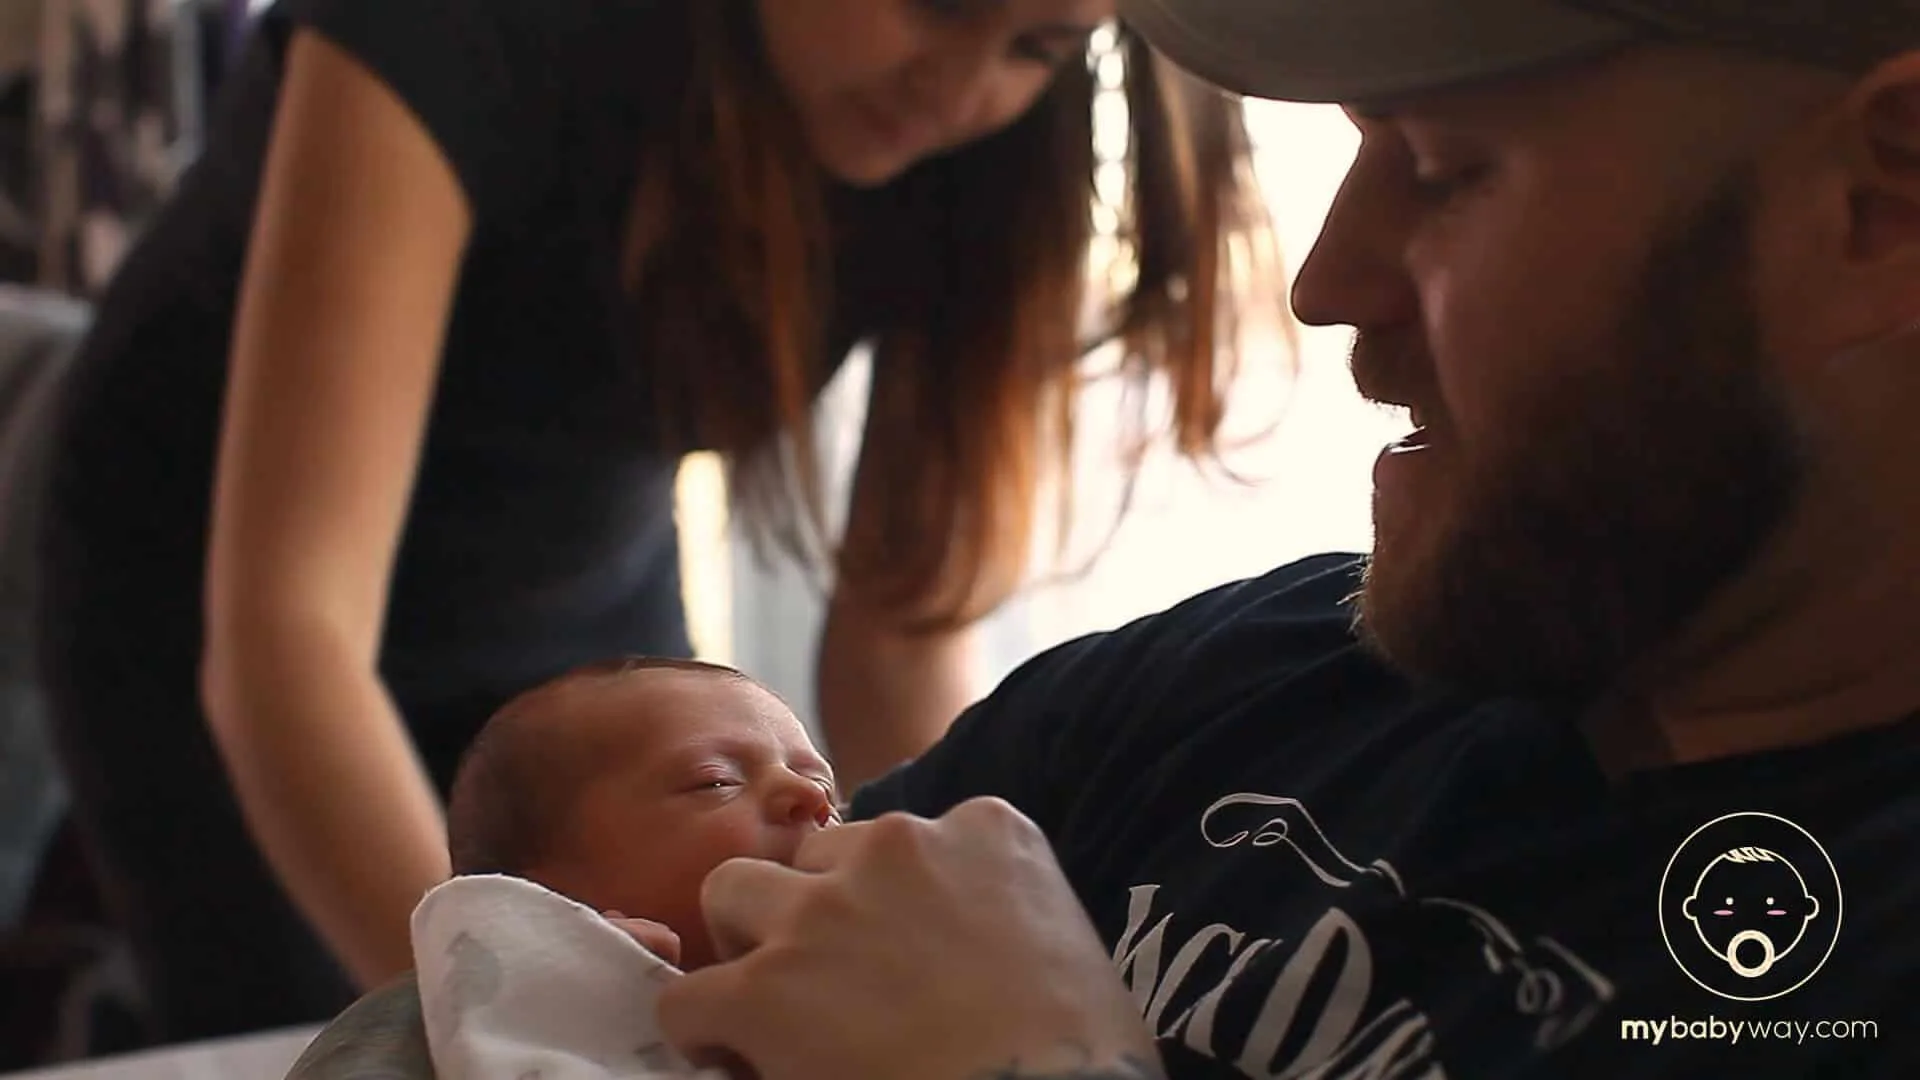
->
<box><xmin>444</xmin><ymin>656</ymin><xmax>841</xmax><ymax>970</ymax></box>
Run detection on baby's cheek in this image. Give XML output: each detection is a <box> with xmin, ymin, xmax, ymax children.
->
<box><xmin>617</xmin><ymin>816</ymin><xmax>782</xmax><ymax>963</ymax></box>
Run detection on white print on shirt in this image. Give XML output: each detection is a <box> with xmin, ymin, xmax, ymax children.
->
<box><xmin>1111</xmin><ymin>792</ymin><xmax>1616</xmax><ymax>1079</ymax></box>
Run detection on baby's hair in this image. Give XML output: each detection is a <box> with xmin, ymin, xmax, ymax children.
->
<box><xmin>446</xmin><ymin>655</ymin><xmax>752</xmax><ymax>877</ymax></box>
<box><xmin>559</xmin><ymin>654</ymin><xmax>752</xmax><ymax>683</ymax></box>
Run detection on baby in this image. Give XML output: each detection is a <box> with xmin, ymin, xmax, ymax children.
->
<box><xmin>444</xmin><ymin>656</ymin><xmax>841</xmax><ymax>970</ymax></box>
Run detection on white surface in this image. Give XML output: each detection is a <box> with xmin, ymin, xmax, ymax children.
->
<box><xmin>413</xmin><ymin>875</ymin><xmax>715</xmax><ymax>1080</ymax></box>
<box><xmin>2</xmin><ymin>1026</ymin><xmax>321</xmax><ymax>1080</ymax></box>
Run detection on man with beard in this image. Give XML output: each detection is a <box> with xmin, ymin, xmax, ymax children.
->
<box><xmin>500</xmin><ymin>3</ymin><xmax>1920</xmax><ymax>1079</ymax></box>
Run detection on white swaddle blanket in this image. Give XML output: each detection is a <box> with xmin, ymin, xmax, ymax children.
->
<box><xmin>412</xmin><ymin>874</ymin><xmax>724</xmax><ymax>1080</ymax></box>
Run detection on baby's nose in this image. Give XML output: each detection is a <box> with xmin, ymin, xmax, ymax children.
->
<box><xmin>771</xmin><ymin>775</ymin><xmax>836</xmax><ymax>829</ymax></box>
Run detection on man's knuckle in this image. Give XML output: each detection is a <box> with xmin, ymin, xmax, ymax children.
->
<box><xmin>956</xmin><ymin>795</ymin><xmax>1039</xmax><ymax>836</ymax></box>
<box><xmin>866</xmin><ymin>810</ymin><xmax>933</xmax><ymax>853</ymax></box>
<box><xmin>653</xmin><ymin>977</ymin><xmax>697</xmax><ymax>1032</ymax></box>
<box><xmin>808</xmin><ymin>877</ymin><xmax>867</xmax><ymax>923</ymax></box>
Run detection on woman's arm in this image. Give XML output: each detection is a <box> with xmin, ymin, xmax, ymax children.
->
<box><xmin>816</xmin><ymin>597</ymin><xmax>980</xmax><ymax>791</ymax></box>
<box><xmin>199</xmin><ymin>29</ymin><xmax>471</xmax><ymax>988</ymax></box>
<box><xmin>815</xmin><ymin>359</ymin><xmax>1011</xmax><ymax>790</ymax></box>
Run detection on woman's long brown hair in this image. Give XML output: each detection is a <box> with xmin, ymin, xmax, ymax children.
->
<box><xmin>625</xmin><ymin>2</ymin><xmax>1278</xmax><ymax>632</ymax></box>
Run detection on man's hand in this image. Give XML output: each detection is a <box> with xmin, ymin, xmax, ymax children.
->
<box><xmin>656</xmin><ymin>798</ymin><xmax>1162</xmax><ymax>1080</ymax></box>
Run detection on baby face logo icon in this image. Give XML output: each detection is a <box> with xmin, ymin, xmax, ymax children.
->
<box><xmin>1659</xmin><ymin>813</ymin><xmax>1842</xmax><ymax>1001</ymax></box>
<box><xmin>1682</xmin><ymin>847</ymin><xmax>1819</xmax><ymax>979</ymax></box>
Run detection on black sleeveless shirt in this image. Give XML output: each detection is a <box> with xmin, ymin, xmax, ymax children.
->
<box><xmin>39</xmin><ymin>0</ymin><xmax>837</xmax><ymax>717</ymax></box>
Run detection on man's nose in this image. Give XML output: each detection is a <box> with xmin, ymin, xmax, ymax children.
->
<box><xmin>1290</xmin><ymin>143</ymin><xmax>1420</xmax><ymax>332</ymax></box>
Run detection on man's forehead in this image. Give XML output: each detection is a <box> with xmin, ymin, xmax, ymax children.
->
<box><xmin>1571</xmin><ymin>0</ymin><xmax>1920</xmax><ymax>73</ymax></box>
<box><xmin>1340</xmin><ymin>54</ymin><xmax>1613</xmax><ymax>129</ymax></box>
<box><xmin>1120</xmin><ymin>0</ymin><xmax>1910</xmax><ymax>108</ymax></box>
<box><xmin>1343</xmin><ymin>46</ymin><xmax>1817</xmax><ymax>136</ymax></box>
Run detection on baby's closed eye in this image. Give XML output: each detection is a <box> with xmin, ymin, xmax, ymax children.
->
<box><xmin>681</xmin><ymin>771</ymin><xmax>743</xmax><ymax>793</ymax></box>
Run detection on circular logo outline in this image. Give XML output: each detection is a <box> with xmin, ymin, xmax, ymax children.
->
<box><xmin>1658</xmin><ymin>811</ymin><xmax>1842</xmax><ymax>1002</ymax></box>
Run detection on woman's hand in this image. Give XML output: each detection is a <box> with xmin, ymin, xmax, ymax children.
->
<box><xmin>656</xmin><ymin>798</ymin><xmax>1162</xmax><ymax>1080</ymax></box>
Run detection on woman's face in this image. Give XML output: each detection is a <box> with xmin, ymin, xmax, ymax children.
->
<box><xmin>756</xmin><ymin>0</ymin><xmax>1112</xmax><ymax>186</ymax></box>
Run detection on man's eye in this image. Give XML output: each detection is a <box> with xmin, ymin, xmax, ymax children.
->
<box><xmin>1410</xmin><ymin>161</ymin><xmax>1489</xmax><ymax>205</ymax></box>
<box><xmin>916</xmin><ymin>0</ymin><xmax>970</xmax><ymax>19</ymax></box>
<box><xmin>1012</xmin><ymin>37</ymin><xmax>1076</xmax><ymax>66</ymax></box>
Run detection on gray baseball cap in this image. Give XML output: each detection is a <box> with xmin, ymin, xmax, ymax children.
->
<box><xmin>1117</xmin><ymin>0</ymin><xmax>1920</xmax><ymax>102</ymax></box>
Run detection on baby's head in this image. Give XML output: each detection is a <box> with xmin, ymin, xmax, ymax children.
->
<box><xmin>447</xmin><ymin>657</ymin><xmax>838</xmax><ymax>968</ymax></box>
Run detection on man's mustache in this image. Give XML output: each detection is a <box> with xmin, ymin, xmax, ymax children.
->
<box><xmin>1348</xmin><ymin>330</ymin><xmax>1439</xmax><ymax>416</ymax></box>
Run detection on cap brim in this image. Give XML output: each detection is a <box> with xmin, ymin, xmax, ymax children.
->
<box><xmin>1117</xmin><ymin>0</ymin><xmax>1641</xmax><ymax>103</ymax></box>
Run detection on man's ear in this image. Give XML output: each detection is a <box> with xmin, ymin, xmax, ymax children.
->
<box><xmin>1790</xmin><ymin>54</ymin><xmax>1920</xmax><ymax>344</ymax></box>
<box><xmin>1842</xmin><ymin>56</ymin><xmax>1920</xmax><ymax>268</ymax></box>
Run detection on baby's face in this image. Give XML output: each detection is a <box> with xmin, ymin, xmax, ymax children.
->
<box><xmin>535</xmin><ymin>671</ymin><xmax>838</xmax><ymax>968</ymax></box>
<box><xmin>1683</xmin><ymin>854</ymin><xmax>1818</xmax><ymax>973</ymax></box>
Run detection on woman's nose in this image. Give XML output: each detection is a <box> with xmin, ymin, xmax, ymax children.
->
<box><xmin>904</xmin><ymin>39</ymin><xmax>1000</xmax><ymax>137</ymax></box>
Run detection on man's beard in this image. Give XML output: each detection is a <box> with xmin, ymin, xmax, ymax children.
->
<box><xmin>1357</xmin><ymin>169</ymin><xmax>1804</xmax><ymax>700</ymax></box>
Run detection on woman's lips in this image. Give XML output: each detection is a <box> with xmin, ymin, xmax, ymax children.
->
<box><xmin>853</xmin><ymin>95</ymin><xmax>929</xmax><ymax>154</ymax></box>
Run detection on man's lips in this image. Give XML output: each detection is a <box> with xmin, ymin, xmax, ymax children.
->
<box><xmin>1381</xmin><ymin>404</ymin><xmax>1436</xmax><ymax>452</ymax></box>
<box><xmin>1386</xmin><ymin>426</ymin><xmax>1432</xmax><ymax>453</ymax></box>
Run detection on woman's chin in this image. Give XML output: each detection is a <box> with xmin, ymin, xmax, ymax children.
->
<box><xmin>813</xmin><ymin>138</ymin><xmax>917</xmax><ymax>189</ymax></box>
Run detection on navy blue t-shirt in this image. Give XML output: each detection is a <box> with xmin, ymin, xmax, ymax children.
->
<box><xmin>851</xmin><ymin>554</ymin><xmax>1920</xmax><ymax>1078</ymax></box>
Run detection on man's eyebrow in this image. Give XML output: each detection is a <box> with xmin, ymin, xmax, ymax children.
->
<box><xmin>1350</xmin><ymin>97</ymin><xmax>1460</xmax><ymax>125</ymax></box>
<box><xmin>1030</xmin><ymin>22</ymin><xmax>1097</xmax><ymax>40</ymax></box>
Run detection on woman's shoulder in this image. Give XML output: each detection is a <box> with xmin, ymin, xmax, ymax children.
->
<box><xmin>262</xmin><ymin>0</ymin><xmax>682</xmax><ymax>217</ymax></box>
<box><xmin>264</xmin><ymin>0</ymin><xmax>667</xmax><ymax>96</ymax></box>
<box><xmin>266</xmin><ymin>0</ymin><xmax>677</xmax><ymax>78</ymax></box>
